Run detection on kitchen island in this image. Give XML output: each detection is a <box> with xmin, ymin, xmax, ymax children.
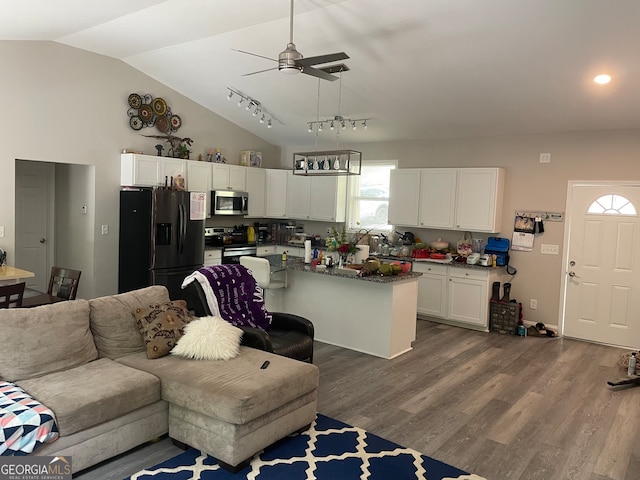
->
<box><xmin>265</xmin><ymin>257</ymin><xmax>421</xmax><ymax>359</ymax></box>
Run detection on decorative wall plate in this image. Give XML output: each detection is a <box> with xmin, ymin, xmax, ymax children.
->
<box><xmin>152</xmin><ymin>98</ymin><xmax>167</xmax><ymax>116</ymax></box>
<box><xmin>170</xmin><ymin>115</ymin><xmax>182</xmax><ymax>129</ymax></box>
<box><xmin>139</xmin><ymin>104</ymin><xmax>153</xmax><ymax>123</ymax></box>
<box><xmin>156</xmin><ymin>115</ymin><xmax>170</xmax><ymax>133</ymax></box>
<box><xmin>129</xmin><ymin>116</ymin><xmax>143</xmax><ymax>130</ymax></box>
<box><xmin>128</xmin><ymin>93</ymin><xmax>142</xmax><ymax>109</ymax></box>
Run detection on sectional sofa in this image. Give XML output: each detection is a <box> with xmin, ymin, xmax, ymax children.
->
<box><xmin>0</xmin><ymin>286</ymin><xmax>319</xmax><ymax>473</ymax></box>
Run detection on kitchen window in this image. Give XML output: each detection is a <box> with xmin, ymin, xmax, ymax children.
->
<box><xmin>346</xmin><ymin>160</ymin><xmax>397</xmax><ymax>232</ymax></box>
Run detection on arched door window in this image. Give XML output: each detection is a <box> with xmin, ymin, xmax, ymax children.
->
<box><xmin>587</xmin><ymin>194</ymin><xmax>637</xmax><ymax>215</ymax></box>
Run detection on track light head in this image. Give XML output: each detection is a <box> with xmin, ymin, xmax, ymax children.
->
<box><xmin>227</xmin><ymin>91</ymin><xmax>233</xmax><ymax>101</ymax></box>
<box><xmin>267</xmin><ymin>119</ymin><xmax>272</xmax><ymax>128</ymax></box>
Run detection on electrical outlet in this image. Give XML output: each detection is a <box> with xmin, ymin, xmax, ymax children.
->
<box><xmin>326</xmin><ymin>228</ymin><xmax>331</xmax><ymax>235</ymax></box>
<box><xmin>101</xmin><ymin>225</ymin><xmax>109</xmax><ymax>235</ymax></box>
<box><xmin>540</xmin><ymin>153</ymin><xmax>551</xmax><ymax>163</ymax></box>
<box><xmin>0</xmin><ymin>226</ymin><xmax>4</xmax><ymax>238</ymax></box>
<box><xmin>530</xmin><ymin>299</ymin><xmax>538</xmax><ymax>310</ymax></box>
<box><xmin>541</xmin><ymin>244</ymin><xmax>559</xmax><ymax>255</ymax></box>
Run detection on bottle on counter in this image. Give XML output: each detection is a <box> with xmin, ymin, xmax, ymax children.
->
<box><xmin>629</xmin><ymin>352</ymin><xmax>637</xmax><ymax>376</ymax></box>
<box><xmin>281</xmin><ymin>250</ymin><xmax>287</xmax><ymax>262</ymax></box>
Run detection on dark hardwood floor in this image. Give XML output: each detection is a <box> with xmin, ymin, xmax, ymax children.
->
<box><xmin>75</xmin><ymin>319</ymin><xmax>640</xmax><ymax>480</ymax></box>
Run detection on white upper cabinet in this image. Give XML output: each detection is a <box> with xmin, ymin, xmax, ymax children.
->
<box><xmin>389</xmin><ymin>167</ymin><xmax>504</xmax><ymax>233</ymax></box>
<box><xmin>388</xmin><ymin>169</ymin><xmax>421</xmax><ymax>226</ymax></box>
<box><xmin>121</xmin><ymin>153</ymin><xmax>187</xmax><ymax>188</ymax></box>
<box><xmin>245</xmin><ymin>167</ymin><xmax>266</xmax><ymax>217</ymax></box>
<box><xmin>265</xmin><ymin>169</ymin><xmax>288</xmax><ymax>218</ymax></box>
<box><xmin>286</xmin><ymin>173</ymin><xmax>346</xmax><ymax>222</ymax></box>
<box><xmin>211</xmin><ymin>163</ymin><xmax>247</xmax><ymax>191</ymax></box>
<box><xmin>454</xmin><ymin>168</ymin><xmax>504</xmax><ymax>232</ymax></box>
<box><xmin>309</xmin><ymin>175</ymin><xmax>346</xmax><ymax>222</ymax></box>
<box><xmin>187</xmin><ymin>161</ymin><xmax>212</xmax><ymax>216</ymax></box>
<box><xmin>286</xmin><ymin>173</ymin><xmax>311</xmax><ymax>220</ymax></box>
<box><xmin>418</xmin><ymin>169</ymin><xmax>457</xmax><ymax>229</ymax></box>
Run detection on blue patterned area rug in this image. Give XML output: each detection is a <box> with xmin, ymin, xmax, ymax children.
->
<box><xmin>127</xmin><ymin>415</ymin><xmax>485</xmax><ymax>480</ymax></box>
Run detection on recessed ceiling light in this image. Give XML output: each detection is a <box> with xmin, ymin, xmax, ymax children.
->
<box><xmin>594</xmin><ymin>74</ymin><xmax>612</xmax><ymax>85</ymax></box>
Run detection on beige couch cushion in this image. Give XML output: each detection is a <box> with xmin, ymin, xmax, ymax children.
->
<box><xmin>117</xmin><ymin>347</ymin><xmax>319</xmax><ymax>426</ymax></box>
<box><xmin>17</xmin><ymin>358</ymin><xmax>161</xmax><ymax>436</ymax></box>
<box><xmin>0</xmin><ymin>299</ymin><xmax>97</xmax><ymax>382</ymax></box>
<box><xmin>89</xmin><ymin>286</ymin><xmax>170</xmax><ymax>359</ymax></box>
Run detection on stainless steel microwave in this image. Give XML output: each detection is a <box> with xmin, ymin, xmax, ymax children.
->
<box><xmin>211</xmin><ymin>190</ymin><xmax>248</xmax><ymax>215</ymax></box>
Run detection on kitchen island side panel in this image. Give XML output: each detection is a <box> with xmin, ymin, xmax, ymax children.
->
<box><xmin>279</xmin><ymin>268</ymin><xmax>418</xmax><ymax>359</ymax></box>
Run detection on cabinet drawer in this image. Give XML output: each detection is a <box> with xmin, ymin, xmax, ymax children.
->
<box><xmin>204</xmin><ymin>249</ymin><xmax>222</xmax><ymax>261</ymax></box>
<box><xmin>448</xmin><ymin>266</ymin><xmax>489</xmax><ymax>280</ymax></box>
<box><xmin>256</xmin><ymin>246</ymin><xmax>275</xmax><ymax>256</ymax></box>
<box><xmin>412</xmin><ymin>262</ymin><xmax>448</xmax><ymax>275</ymax></box>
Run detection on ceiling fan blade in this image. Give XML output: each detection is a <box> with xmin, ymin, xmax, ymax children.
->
<box><xmin>297</xmin><ymin>52</ymin><xmax>349</xmax><ymax>67</ymax></box>
<box><xmin>242</xmin><ymin>67</ymin><xmax>278</xmax><ymax>76</ymax></box>
<box><xmin>301</xmin><ymin>65</ymin><xmax>339</xmax><ymax>82</ymax></box>
<box><xmin>233</xmin><ymin>48</ymin><xmax>277</xmax><ymax>63</ymax></box>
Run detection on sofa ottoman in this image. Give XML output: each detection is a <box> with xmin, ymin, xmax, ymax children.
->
<box><xmin>117</xmin><ymin>346</ymin><xmax>319</xmax><ymax>470</ymax></box>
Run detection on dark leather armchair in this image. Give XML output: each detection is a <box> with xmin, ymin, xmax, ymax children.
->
<box><xmin>183</xmin><ymin>280</ymin><xmax>314</xmax><ymax>363</ymax></box>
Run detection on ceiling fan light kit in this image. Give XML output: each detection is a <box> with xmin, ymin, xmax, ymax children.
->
<box><xmin>236</xmin><ymin>0</ymin><xmax>349</xmax><ymax>82</ymax></box>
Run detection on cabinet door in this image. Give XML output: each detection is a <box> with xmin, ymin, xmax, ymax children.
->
<box><xmin>229</xmin><ymin>165</ymin><xmax>247</xmax><ymax>191</ymax></box>
<box><xmin>246</xmin><ymin>168</ymin><xmax>266</xmax><ymax>217</ymax></box>
<box><xmin>121</xmin><ymin>154</ymin><xmax>162</xmax><ymax>186</ymax></box>
<box><xmin>388</xmin><ymin>169</ymin><xmax>420</xmax><ymax>226</ymax></box>
<box><xmin>162</xmin><ymin>159</ymin><xmax>187</xmax><ymax>188</ymax></box>
<box><xmin>265</xmin><ymin>169</ymin><xmax>288</xmax><ymax>218</ymax></box>
<box><xmin>309</xmin><ymin>176</ymin><xmax>346</xmax><ymax>222</ymax></box>
<box><xmin>455</xmin><ymin>168</ymin><xmax>504</xmax><ymax>232</ymax></box>
<box><xmin>211</xmin><ymin>164</ymin><xmax>229</xmax><ymax>190</ymax></box>
<box><xmin>413</xmin><ymin>263</ymin><xmax>447</xmax><ymax>318</ymax></box>
<box><xmin>447</xmin><ymin>274</ymin><xmax>488</xmax><ymax>327</ymax></box>
<box><xmin>187</xmin><ymin>161</ymin><xmax>212</xmax><ymax>216</ymax></box>
<box><xmin>418</xmin><ymin>169</ymin><xmax>457</xmax><ymax>229</ymax></box>
<box><xmin>287</xmin><ymin>173</ymin><xmax>311</xmax><ymax>220</ymax></box>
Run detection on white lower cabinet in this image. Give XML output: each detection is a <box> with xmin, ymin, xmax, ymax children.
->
<box><xmin>413</xmin><ymin>263</ymin><xmax>447</xmax><ymax>318</ymax></box>
<box><xmin>204</xmin><ymin>249</ymin><xmax>222</xmax><ymax>266</ymax></box>
<box><xmin>414</xmin><ymin>263</ymin><xmax>500</xmax><ymax>330</ymax></box>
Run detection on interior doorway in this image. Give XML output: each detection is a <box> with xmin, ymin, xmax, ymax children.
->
<box><xmin>562</xmin><ymin>181</ymin><xmax>640</xmax><ymax>349</ymax></box>
<box><xmin>15</xmin><ymin>160</ymin><xmax>55</xmax><ymax>291</ymax></box>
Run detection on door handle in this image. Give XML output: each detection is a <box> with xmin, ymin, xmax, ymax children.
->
<box><xmin>40</xmin><ymin>238</ymin><xmax>46</xmax><ymax>244</ymax></box>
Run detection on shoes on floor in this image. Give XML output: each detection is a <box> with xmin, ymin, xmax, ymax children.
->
<box><xmin>527</xmin><ymin>322</ymin><xmax>556</xmax><ymax>337</ymax></box>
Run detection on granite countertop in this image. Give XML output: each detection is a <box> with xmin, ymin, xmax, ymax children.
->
<box><xmin>283</xmin><ymin>258</ymin><xmax>422</xmax><ymax>283</ymax></box>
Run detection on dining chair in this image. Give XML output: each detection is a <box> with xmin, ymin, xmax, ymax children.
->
<box><xmin>21</xmin><ymin>267</ymin><xmax>82</xmax><ymax>308</ymax></box>
<box><xmin>0</xmin><ymin>282</ymin><xmax>26</xmax><ymax>308</ymax></box>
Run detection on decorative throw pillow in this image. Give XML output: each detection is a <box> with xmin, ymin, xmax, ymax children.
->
<box><xmin>171</xmin><ymin>316</ymin><xmax>243</xmax><ymax>361</ymax></box>
<box><xmin>133</xmin><ymin>300</ymin><xmax>192</xmax><ymax>359</ymax></box>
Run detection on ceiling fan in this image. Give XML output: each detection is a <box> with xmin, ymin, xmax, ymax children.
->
<box><xmin>235</xmin><ymin>0</ymin><xmax>349</xmax><ymax>82</ymax></box>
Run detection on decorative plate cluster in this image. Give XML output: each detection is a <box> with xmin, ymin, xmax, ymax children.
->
<box><xmin>127</xmin><ymin>93</ymin><xmax>182</xmax><ymax>133</ymax></box>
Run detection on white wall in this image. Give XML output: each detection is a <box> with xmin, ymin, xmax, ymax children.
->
<box><xmin>0</xmin><ymin>41</ymin><xmax>279</xmax><ymax>298</ymax></box>
<box><xmin>284</xmin><ymin>130</ymin><xmax>640</xmax><ymax>328</ymax></box>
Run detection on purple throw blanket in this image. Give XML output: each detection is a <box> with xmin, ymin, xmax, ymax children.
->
<box><xmin>182</xmin><ymin>265</ymin><xmax>272</xmax><ymax>331</ymax></box>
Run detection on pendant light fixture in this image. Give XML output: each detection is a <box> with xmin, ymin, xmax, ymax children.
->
<box><xmin>293</xmin><ymin>72</ymin><xmax>361</xmax><ymax>176</ymax></box>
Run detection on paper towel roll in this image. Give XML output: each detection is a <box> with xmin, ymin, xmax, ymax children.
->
<box><xmin>354</xmin><ymin>245</ymin><xmax>370</xmax><ymax>264</ymax></box>
<box><xmin>304</xmin><ymin>240</ymin><xmax>312</xmax><ymax>263</ymax></box>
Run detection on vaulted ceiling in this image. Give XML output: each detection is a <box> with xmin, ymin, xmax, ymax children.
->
<box><xmin>4</xmin><ymin>0</ymin><xmax>640</xmax><ymax>147</ymax></box>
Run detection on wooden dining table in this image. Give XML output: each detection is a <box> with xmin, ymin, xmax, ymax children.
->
<box><xmin>0</xmin><ymin>265</ymin><xmax>35</xmax><ymax>285</ymax></box>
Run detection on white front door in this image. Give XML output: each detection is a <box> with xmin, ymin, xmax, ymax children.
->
<box><xmin>15</xmin><ymin>160</ymin><xmax>54</xmax><ymax>291</ymax></box>
<box><xmin>563</xmin><ymin>183</ymin><xmax>640</xmax><ymax>349</ymax></box>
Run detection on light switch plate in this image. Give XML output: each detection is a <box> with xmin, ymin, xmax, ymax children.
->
<box><xmin>101</xmin><ymin>225</ymin><xmax>109</xmax><ymax>235</ymax></box>
<box><xmin>541</xmin><ymin>244</ymin><xmax>559</xmax><ymax>255</ymax></box>
<box><xmin>0</xmin><ymin>226</ymin><xmax>4</xmax><ymax>237</ymax></box>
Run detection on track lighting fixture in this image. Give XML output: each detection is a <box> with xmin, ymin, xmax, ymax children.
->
<box><xmin>226</xmin><ymin>87</ymin><xmax>280</xmax><ymax>128</ymax></box>
<box><xmin>307</xmin><ymin>115</ymin><xmax>370</xmax><ymax>134</ymax></box>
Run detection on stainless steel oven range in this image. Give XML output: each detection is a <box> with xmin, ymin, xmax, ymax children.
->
<box><xmin>206</xmin><ymin>226</ymin><xmax>257</xmax><ymax>264</ymax></box>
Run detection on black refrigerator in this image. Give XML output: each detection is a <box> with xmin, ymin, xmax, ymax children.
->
<box><xmin>119</xmin><ymin>188</ymin><xmax>204</xmax><ymax>301</ymax></box>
